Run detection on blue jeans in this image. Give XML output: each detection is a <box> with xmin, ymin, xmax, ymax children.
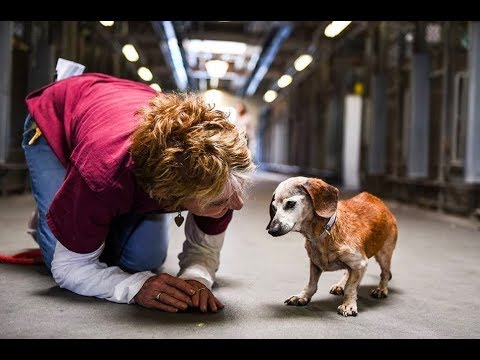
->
<box><xmin>22</xmin><ymin>115</ymin><xmax>170</xmax><ymax>273</ymax></box>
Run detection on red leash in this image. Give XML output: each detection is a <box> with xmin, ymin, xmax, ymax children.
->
<box><xmin>0</xmin><ymin>249</ymin><xmax>43</xmax><ymax>265</ymax></box>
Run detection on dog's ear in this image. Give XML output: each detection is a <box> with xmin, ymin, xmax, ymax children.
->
<box><xmin>301</xmin><ymin>178</ymin><xmax>338</xmax><ymax>218</ymax></box>
<box><xmin>266</xmin><ymin>193</ymin><xmax>276</xmax><ymax>230</ymax></box>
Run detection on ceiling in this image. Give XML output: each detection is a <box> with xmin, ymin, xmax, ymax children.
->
<box><xmin>96</xmin><ymin>21</ymin><xmax>366</xmax><ymax>100</ymax></box>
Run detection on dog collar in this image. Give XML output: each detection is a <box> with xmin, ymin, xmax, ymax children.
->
<box><xmin>319</xmin><ymin>212</ymin><xmax>337</xmax><ymax>240</ymax></box>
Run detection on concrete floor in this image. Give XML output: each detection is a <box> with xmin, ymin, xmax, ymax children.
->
<box><xmin>1</xmin><ymin>171</ymin><xmax>480</xmax><ymax>339</ymax></box>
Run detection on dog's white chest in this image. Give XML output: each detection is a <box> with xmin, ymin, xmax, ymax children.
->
<box><xmin>304</xmin><ymin>238</ymin><xmax>344</xmax><ymax>271</ymax></box>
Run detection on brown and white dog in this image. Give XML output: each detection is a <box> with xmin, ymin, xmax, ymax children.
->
<box><xmin>266</xmin><ymin>176</ymin><xmax>398</xmax><ymax>317</ymax></box>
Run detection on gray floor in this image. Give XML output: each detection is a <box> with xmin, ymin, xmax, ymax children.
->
<box><xmin>1</xmin><ymin>171</ymin><xmax>480</xmax><ymax>339</ymax></box>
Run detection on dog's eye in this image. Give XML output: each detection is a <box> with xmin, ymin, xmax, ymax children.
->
<box><xmin>284</xmin><ymin>200</ymin><xmax>296</xmax><ymax>210</ymax></box>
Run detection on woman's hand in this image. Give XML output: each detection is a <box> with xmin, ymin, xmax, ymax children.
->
<box><xmin>185</xmin><ymin>279</ymin><xmax>225</xmax><ymax>313</ymax></box>
<box><xmin>134</xmin><ymin>273</ymin><xmax>195</xmax><ymax>312</ymax></box>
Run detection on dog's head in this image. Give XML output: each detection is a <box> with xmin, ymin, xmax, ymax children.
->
<box><xmin>266</xmin><ymin>176</ymin><xmax>339</xmax><ymax>237</ymax></box>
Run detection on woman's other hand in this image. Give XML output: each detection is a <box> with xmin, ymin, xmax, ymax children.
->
<box><xmin>134</xmin><ymin>273</ymin><xmax>195</xmax><ymax>312</ymax></box>
<box><xmin>186</xmin><ymin>279</ymin><xmax>225</xmax><ymax>313</ymax></box>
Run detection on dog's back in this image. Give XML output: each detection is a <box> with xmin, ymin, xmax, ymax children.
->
<box><xmin>337</xmin><ymin>192</ymin><xmax>397</xmax><ymax>258</ymax></box>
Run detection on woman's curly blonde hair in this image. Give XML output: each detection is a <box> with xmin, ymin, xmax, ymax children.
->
<box><xmin>131</xmin><ymin>92</ymin><xmax>255</xmax><ymax>210</ymax></box>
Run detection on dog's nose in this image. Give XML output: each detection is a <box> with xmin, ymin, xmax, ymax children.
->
<box><xmin>267</xmin><ymin>224</ymin><xmax>282</xmax><ymax>237</ymax></box>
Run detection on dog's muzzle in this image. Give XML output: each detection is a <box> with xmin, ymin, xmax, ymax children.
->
<box><xmin>267</xmin><ymin>220</ymin><xmax>289</xmax><ymax>237</ymax></box>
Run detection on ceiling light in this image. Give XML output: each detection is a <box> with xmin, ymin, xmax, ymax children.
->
<box><xmin>405</xmin><ymin>32</ymin><xmax>414</xmax><ymax>42</ymax></box>
<box><xmin>277</xmin><ymin>74</ymin><xmax>293</xmax><ymax>88</ymax></box>
<box><xmin>324</xmin><ymin>21</ymin><xmax>352</xmax><ymax>38</ymax></box>
<box><xmin>294</xmin><ymin>54</ymin><xmax>313</xmax><ymax>72</ymax></box>
<box><xmin>205</xmin><ymin>60</ymin><xmax>229</xmax><ymax>78</ymax></box>
<box><xmin>122</xmin><ymin>44</ymin><xmax>139</xmax><ymax>62</ymax></box>
<box><xmin>99</xmin><ymin>21</ymin><xmax>114</xmax><ymax>27</ymax></box>
<box><xmin>150</xmin><ymin>83</ymin><xmax>161</xmax><ymax>92</ymax></box>
<box><xmin>137</xmin><ymin>67</ymin><xmax>153</xmax><ymax>82</ymax></box>
<box><xmin>264</xmin><ymin>90</ymin><xmax>278</xmax><ymax>103</ymax></box>
<box><xmin>184</xmin><ymin>40</ymin><xmax>247</xmax><ymax>55</ymax></box>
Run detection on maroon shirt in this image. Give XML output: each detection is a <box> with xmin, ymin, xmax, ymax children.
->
<box><xmin>26</xmin><ymin>73</ymin><xmax>232</xmax><ymax>254</ymax></box>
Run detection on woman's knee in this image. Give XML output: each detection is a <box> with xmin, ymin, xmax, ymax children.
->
<box><xmin>117</xmin><ymin>214</ymin><xmax>171</xmax><ymax>273</ymax></box>
<box><xmin>120</xmin><ymin>245</ymin><xmax>167</xmax><ymax>273</ymax></box>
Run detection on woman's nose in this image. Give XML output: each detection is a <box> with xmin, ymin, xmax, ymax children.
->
<box><xmin>230</xmin><ymin>193</ymin><xmax>243</xmax><ymax>210</ymax></box>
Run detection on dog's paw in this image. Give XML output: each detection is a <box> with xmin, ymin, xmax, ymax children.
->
<box><xmin>329</xmin><ymin>285</ymin><xmax>344</xmax><ymax>296</ymax></box>
<box><xmin>337</xmin><ymin>302</ymin><xmax>358</xmax><ymax>317</ymax></box>
<box><xmin>370</xmin><ymin>287</ymin><xmax>388</xmax><ymax>299</ymax></box>
<box><xmin>284</xmin><ymin>295</ymin><xmax>310</xmax><ymax>306</ymax></box>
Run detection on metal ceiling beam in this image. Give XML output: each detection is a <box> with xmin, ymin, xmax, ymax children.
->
<box><xmin>240</xmin><ymin>22</ymin><xmax>293</xmax><ymax>97</ymax></box>
<box><xmin>151</xmin><ymin>21</ymin><xmax>194</xmax><ymax>91</ymax></box>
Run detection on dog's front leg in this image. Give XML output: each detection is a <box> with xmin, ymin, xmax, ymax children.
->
<box><xmin>285</xmin><ymin>261</ymin><xmax>322</xmax><ymax>306</ymax></box>
<box><xmin>337</xmin><ymin>265</ymin><xmax>367</xmax><ymax>317</ymax></box>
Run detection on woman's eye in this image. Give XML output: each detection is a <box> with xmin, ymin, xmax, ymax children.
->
<box><xmin>284</xmin><ymin>200</ymin><xmax>296</xmax><ymax>210</ymax></box>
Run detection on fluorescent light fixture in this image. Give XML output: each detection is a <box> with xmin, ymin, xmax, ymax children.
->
<box><xmin>294</xmin><ymin>54</ymin><xmax>313</xmax><ymax>72</ymax></box>
<box><xmin>263</xmin><ymin>90</ymin><xmax>278</xmax><ymax>103</ymax></box>
<box><xmin>122</xmin><ymin>44</ymin><xmax>139</xmax><ymax>62</ymax></box>
<box><xmin>150</xmin><ymin>83</ymin><xmax>161</xmax><ymax>92</ymax></box>
<box><xmin>99</xmin><ymin>21</ymin><xmax>114</xmax><ymax>27</ymax></box>
<box><xmin>184</xmin><ymin>40</ymin><xmax>247</xmax><ymax>55</ymax></box>
<box><xmin>277</xmin><ymin>74</ymin><xmax>293</xmax><ymax>88</ymax></box>
<box><xmin>205</xmin><ymin>60</ymin><xmax>229</xmax><ymax>78</ymax></box>
<box><xmin>137</xmin><ymin>67</ymin><xmax>153</xmax><ymax>82</ymax></box>
<box><xmin>324</xmin><ymin>21</ymin><xmax>352</xmax><ymax>38</ymax></box>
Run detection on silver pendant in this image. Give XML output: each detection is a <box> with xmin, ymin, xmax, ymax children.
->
<box><xmin>174</xmin><ymin>212</ymin><xmax>184</xmax><ymax>227</ymax></box>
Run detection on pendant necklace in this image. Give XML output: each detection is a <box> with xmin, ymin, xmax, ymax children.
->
<box><xmin>175</xmin><ymin>211</ymin><xmax>184</xmax><ymax>227</ymax></box>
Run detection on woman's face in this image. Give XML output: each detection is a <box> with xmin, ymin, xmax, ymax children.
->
<box><xmin>185</xmin><ymin>187</ymin><xmax>244</xmax><ymax>218</ymax></box>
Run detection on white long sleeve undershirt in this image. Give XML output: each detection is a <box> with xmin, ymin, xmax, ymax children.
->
<box><xmin>50</xmin><ymin>212</ymin><xmax>226</xmax><ymax>304</ymax></box>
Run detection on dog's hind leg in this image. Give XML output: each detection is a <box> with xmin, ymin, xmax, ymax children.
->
<box><xmin>370</xmin><ymin>228</ymin><xmax>397</xmax><ymax>299</ymax></box>
<box><xmin>329</xmin><ymin>270</ymin><xmax>348</xmax><ymax>296</ymax></box>
<box><xmin>285</xmin><ymin>260</ymin><xmax>322</xmax><ymax>306</ymax></box>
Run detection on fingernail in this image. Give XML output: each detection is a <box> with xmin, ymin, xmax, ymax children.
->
<box><xmin>190</xmin><ymin>289</ymin><xmax>195</xmax><ymax>295</ymax></box>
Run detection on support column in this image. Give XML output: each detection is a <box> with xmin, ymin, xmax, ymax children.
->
<box><xmin>0</xmin><ymin>21</ymin><xmax>13</xmax><ymax>164</ymax></box>
<box><xmin>28</xmin><ymin>22</ymin><xmax>55</xmax><ymax>91</ymax></box>
<box><xmin>407</xmin><ymin>53</ymin><xmax>431</xmax><ymax>178</ymax></box>
<box><xmin>465</xmin><ymin>22</ymin><xmax>480</xmax><ymax>183</ymax></box>
<box><xmin>342</xmin><ymin>94</ymin><xmax>363</xmax><ymax>190</ymax></box>
<box><xmin>367</xmin><ymin>75</ymin><xmax>386</xmax><ymax>174</ymax></box>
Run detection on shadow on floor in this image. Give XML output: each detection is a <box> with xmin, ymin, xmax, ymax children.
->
<box><xmin>264</xmin><ymin>285</ymin><xmax>402</xmax><ymax>319</ymax></box>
